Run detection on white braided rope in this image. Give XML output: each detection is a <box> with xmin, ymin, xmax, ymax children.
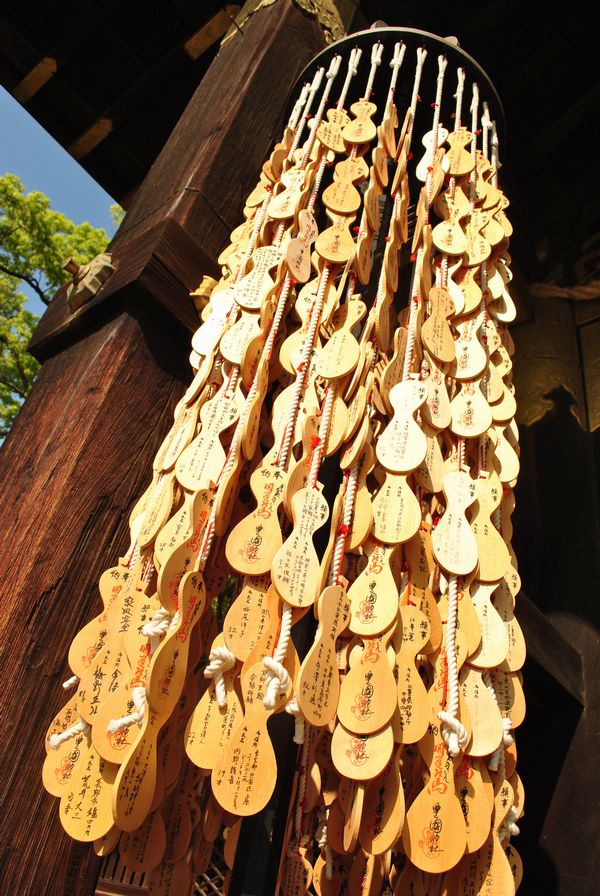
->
<box><xmin>402</xmin><ymin>253</ymin><xmax>422</xmax><ymax>382</ymax></box>
<box><xmin>107</xmin><ymin>686</ymin><xmax>147</xmax><ymax>734</ymax></box>
<box><xmin>288</xmin><ymin>82</ymin><xmax>310</xmax><ymax>133</ymax></box>
<box><xmin>308</xmin><ymin>385</ymin><xmax>336</xmax><ymax>488</ymax></box>
<box><xmin>299</xmin><ymin>56</ymin><xmax>341</xmax><ymax>169</ymax></box>
<box><xmin>307</xmin><ymin>152</ymin><xmax>331</xmax><ymax>212</ymax></box>
<box><xmin>491</xmin><ymin>120</ymin><xmax>501</xmax><ymax>184</ymax></box>
<box><xmin>499</xmin><ymin>806</ymin><xmax>521</xmax><ymax>841</ymax></box>
<box><xmin>263</xmin><ymin>603</ymin><xmax>293</xmax><ymax>709</ymax></box>
<box><xmin>438</xmin><ymin>574</ymin><xmax>468</xmax><ymax>757</ymax></box>
<box><xmin>327</xmin><ymin>461</ymin><xmax>360</xmax><ymax>587</ymax></box>
<box><xmin>277</xmin><ymin>267</ymin><xmax>330</xmax><ymax>469</ymax></box>
<box><xmin>49</xmin><ymin>715</ymin><xmax>90</xmax><ymax>750</ymax></box>
<box><xmin>483</xmin><ymin>669</ymin><xmax>514</xmax><ymax>771</ymax></box>
<box><xmin>62</xmin><ymin>674</ymin><xmax>79</xmax><ymax>690</ymax></box>
<box><xmin>142</xmin><ymin>606</ymin><xmax>173</xmax><ymax>652</ymax></box>
<box><xmin>204</xmin><ymin>646</ymin><xmax>236</xmax><ymax>708</ymax></box>
<box><xmin>454</xmin><ymin>67</ymin><xmax>466</xmax><ymax>130</ymax></box>
<box><xmin>285</xmin><ymin>697</ymin><xmax>306</xmax><ymax>744</ymax></box>
<box><xmin>387</xmin><ymin>42</ymin><xmax>406</xmax><ymax>103</ymax></box>
<box><xmin>482</xmin><ymin>102</ymin><xmax>492</xmax><ymax>161</ymax></box>
<box><xmin>468</xmin><ymin>83</ymin><xmax>480</xmax><ymax>211</ymax></box>
<box><xmin>405</xmin><ymin>47</ymin><xmax>427</xmax><ymax>158</ymax></box>
<box><xmin>288</xmin><ymin>68</ymin><xmax>324</xmax><ymax>158</ymax></box>
<box><xmin>317</xmin><ymin>807</ymin><xmax>334</xmax><ymax>879</ymax></box>
<box><xmin>339</xmin><ymin>47</ymin><xmax>362</xmax><ymax>109</ymax></box>
<box><xmin>307</xmin><ymin>47</ymin><xmax>362</xmax><ymax>212</ymax></box>
<box><xmin>364</xmin><ymin>41</ymin><xmax>383</xmax><ymax>101</ymax></box>
<box><xmin>425</xmin><ymin>55</ymin><xmax>448</xmax><ymax>210</ymax></box>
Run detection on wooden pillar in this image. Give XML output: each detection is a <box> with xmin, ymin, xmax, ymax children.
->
<box><xmin>0</xmin><ymin>4</ymin><xmax>327</xmax><ymax>893</ymax></box>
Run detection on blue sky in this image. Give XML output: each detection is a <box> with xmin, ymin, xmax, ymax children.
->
<box><xmin>1</xmin><ymin>87</ymin><xmax>117</xmax><ymax>316</ymax></box>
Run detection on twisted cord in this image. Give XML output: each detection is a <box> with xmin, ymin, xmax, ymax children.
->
<box><xmin>438</xmin><ymin>574</ymin><xmax>467</xmax><ymax>757</ymax></box>
<box><xmin>107</xmin><ymin>686</ymin><xmax>147</xmax><ymax>734</ymax></box>
<box><xmin>49</xmin><ymin>715</ymin><xmax>90</xmax><ymax>750</ymax></box>
<box><xmin>263</xmin><ymin>603</ymin><xmax>293</xmax><ymax>709</ymax></box>
<box><xmin>204</xmin><ymin>646</ymin><xmax>236</xmax><ymax>708</ymax></box>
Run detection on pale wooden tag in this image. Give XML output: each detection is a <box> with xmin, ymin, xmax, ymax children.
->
<box><xmin>376</xmin><ymin>380</ymin><xmax>428</xmax><ymax>474</ymax></box>
<box><xmin>337</xmin><ymin>624</ymin><xmax>397</xmax><ymax>735</ymax></box>
<box><xmin>297</xmin><ymin>584</ymin><xmax>350</xmax><ymax>726</ymax></box>
<box><xmin>330</xmin><ymin>721</ymin><xmax>394</xmax><ymax>782</ymax></box>
<box><xmin>359</xmin><ymin>747</ymin><xmax>405</xmax><ymax>855</ymax></box>
<box><xmin>59</xmin><ymin>746</ymin><xmax>118</xmax><ymax>842</ymax></box>
<box><xmin>371</xmin><ymin>470</ymin><xmax>421</xmax><ymax>545</ymax></box>
<box><xmin>431</xmin><ymin>470</ymin><xmax>478</xmax><ymax>575</ymax></box>
<box><xmin>272</xmin><ymin>486</ymin><xmax>330</xmax><ymax>608</ymax></box>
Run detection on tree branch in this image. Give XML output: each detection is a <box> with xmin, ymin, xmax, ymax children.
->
<box><xmin>0</xmin><ymin>376</ymin><xmax>27</xmax><ymax>400</ymax></box>
<box><xmin>0</xmin><ymin>260</ymin><xmax>50</xmax><ymax>305</ymax></box>
<box><xmin>0</xmin><ymin>334</ymin><xmax>33</xmax><ymax>395</ymax></box>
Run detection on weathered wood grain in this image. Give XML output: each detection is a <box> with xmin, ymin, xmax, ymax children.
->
<box><xmin>0</xmin><ymin>312</ymin><xmax>190</xmax><ymax>895</ymax></box>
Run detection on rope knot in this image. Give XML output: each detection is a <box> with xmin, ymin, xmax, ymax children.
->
<box><xmin>107</xmin><ymin>686</ymin><xmax>147</xmax><ymax>734</ymax></box>
<box><xmin>285</xmin><ymin>698</ymin><xmax>306</xmax><ymax>744</ymax></box>
<box><xmin>49</xmin><ymin>714</ymin><xmax>91</xmax><ymax>750</ymax></box>
<box><xmin>502</xmin><ymin>716</ymin><xmax>514</xmax><ymax>746</ymax></box>
<box><xmin>438</xmin><ymin>710</ymin><xmax>468</xmax><ymax>758</ymax></box>
<box><xmin>204</xmin><ymin>646</ymin><xmax>236</xmax><ymax>707</ymax></box>
<box><xmin>263</xmin><ymin>657</ymin><xmax>290</xmax><ymax>709</ymax></box>
<box><xmin>142</xmin><ymin>606</ymin><xmax>174</xmax><ymax>653</ymax></box>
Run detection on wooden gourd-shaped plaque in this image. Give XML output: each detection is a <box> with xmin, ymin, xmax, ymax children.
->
<box><xmin>315</xmin><ymin>211</ymin><xmax>356</xmax><ymax>265</ymax></box>
<box><xmin>392</xmin><ymin>603</ymin><xmax>430</xmax><ymax>744</ymax></box>
<box><xmin>211</xmin><ymin>656</ymin><xmax>293</xmax><ymax>816</ymax></box>
<box><xmin>271</xmin><ymin>485</ymin><xmax>330</xmax><ymax>608</ymax></box>
<box><xmin>455</xmin><ymin>754</ymin><xmax>494</xmax><ymax>854</ymax></box>
<box><xmin>402</xmin><ymin>724</ymin><xmax>467</xmax><ymax>874</ymax></box>
<box><xmin>330</xmin><ymin>721</ymin><xmax>394</xmax><ymax>783</ymax></box>
<box><xmin>371</xmin><ymin>468</ymin><xmax>421</xmax><ymax>545</ymax></box>
<box><xmin>470</xmin><ymin>471</ymin><xmax>511</xmax><ymax>581</ymax></box>
<box><xmin>342</xmin><ymin>100</ymin><xmax>378</xmax><ymax>144</ymax></box>
<box><xmin>175</xmin><ymin>376</ymin><xmax>243</xmax><ymax>492</ymax></box>
<box><xmin>317</xmin><ymin>107</ymin><xmax>351</xmax><ymax>154</ymax></box>
<box><xmin>184</xmin><ymin>639</ymin><xmax>243</xmax><ymax>771</ymax></box>
<box><xmin>431</xmin><ymin>189</ymin><xmax>469</xmax><ymax>256</ymax></box>
<box><xmin>321</xmin><ymin>156</ymin><xmax>365</xmax><ymax>215</ymax></box>
<box><xmin>445</xmin><ymin>128</ymin><xmax>475</xmax><ymax>177</ymax></box>
<box><xmin>297</xmin><ymin>584</ymin><xmax>350</xmax><ymax>726</ymax></box>
<box><xmin>286</xmin><ymin>209</ymin><xmax>319</xmax><ymax>283</ymax></box>
<box><xmin>421</xmin><ymin>286</ymin><xmax>456</xmax><ymax>364</ymax></box>
<box><xmin>225</xmin><ymin>451</ymin><xmax>287</xmax><ymax>575</ymax></box>
<box><xmin>358</xmin><ymin>747</ymin><xmax>405</xmax><ymax>855</ymax></box>
<box><xmin>376</xmin><ymin>380</ymin><xmax>428</xmax><ymax>473</ymax></box>
<box><xmin>460</xmin><ymin>664</ymin><xmax>504</xmax><ymax>757</ymax></box>
<box><xmin>337</xmin><ymin>623</ymin><xmax>397</xmax><ymax>735</ymax></box>
<box><xmin>432</xmin><ymin>470</ymin><xmax>478</xmax><ymax>575</ymax></box>
<box><xmin>347</xmin><ymin>536</ymin><xmax>399</xmax><ymax>638</ymax></box>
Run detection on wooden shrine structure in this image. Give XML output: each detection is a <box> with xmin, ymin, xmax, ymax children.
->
<box><xmin>0</xmin><ymin>2</ymin><xmax>599</xmax><ymax>895</ymax></box>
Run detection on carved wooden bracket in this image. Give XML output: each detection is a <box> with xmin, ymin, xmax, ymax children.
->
<box><xmin>63</xmin><ymin>253</ymin><xmax>115</xmax><ymax>313</ymax></box>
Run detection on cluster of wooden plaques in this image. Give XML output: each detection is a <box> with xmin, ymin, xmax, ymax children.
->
<box><xmin>43</xmin><ymin>40</ymin><xmax>525</xmax><ymax>896</ymax></box>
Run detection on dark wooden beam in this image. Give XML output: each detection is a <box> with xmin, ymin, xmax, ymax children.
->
<box><xmin>510</xmin><ymin>82</ymin><xmax>600</xmax><ymax>172</ymax></box>
<box><xmin>0</xmin><ymin>310</ymin><xmax>191</xmax><ymax>896</ymax></box>
<box><xmin>114</xmin><ymin>0</ymin><xmax>327</xmax><ymax>260</ymax></box>
<box><xmin>517</xmin><ymin>592</ymin><xmax>584</xmax><ymax>705</ymax></box>
<box><xmin>28</xmin><ymin>218</ymin><xmax>220</xmax><ymax>361</ymax></box>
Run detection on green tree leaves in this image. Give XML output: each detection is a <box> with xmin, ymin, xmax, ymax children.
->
<box><xmin>0</xmin><ymin>174</ymin><xmax>112</xmax><ymax>437</ymax></box>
